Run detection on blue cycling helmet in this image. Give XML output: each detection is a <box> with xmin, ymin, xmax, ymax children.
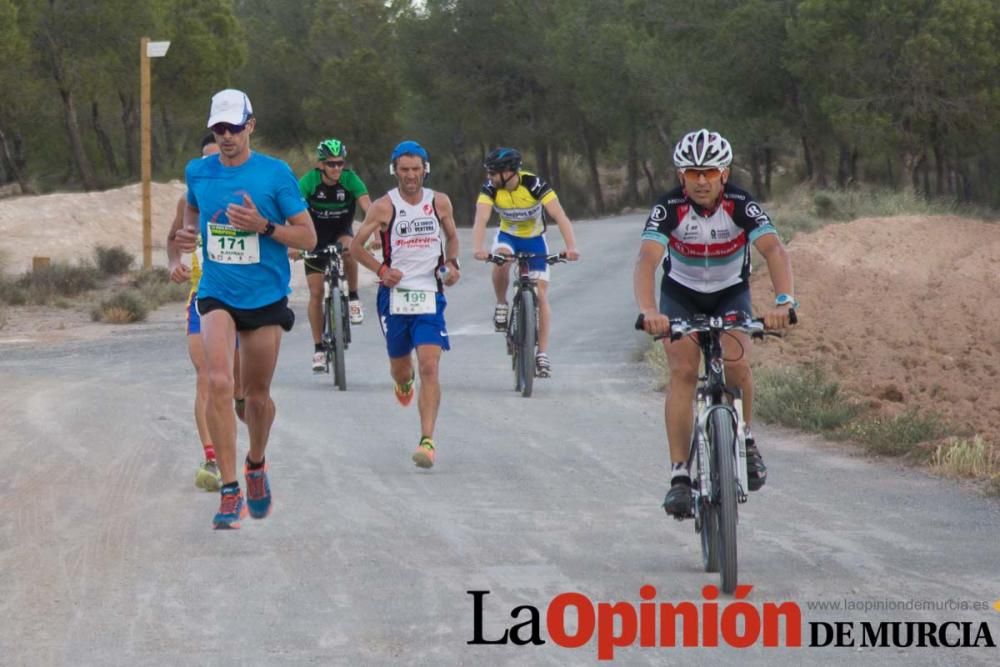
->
<box><xmin>389</xmin><ymin>140</ymin><xmax>430</xmax><ymax>175</ymax></box>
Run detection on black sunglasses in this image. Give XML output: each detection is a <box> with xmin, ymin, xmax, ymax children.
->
<box><xmin>210</xmin><ymin>122</ymin><xmax>247</xmax><ymax>135</ymax></box>
<box><xmin>323</xmin><ymin>160</ymin><xmax>346</xmax><ymax>168</ymax></box>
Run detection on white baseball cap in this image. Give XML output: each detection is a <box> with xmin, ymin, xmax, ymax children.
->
<box><xmin>207</xmin><ymin>89</ymin><xmax>253</xmax><ymax>128</ymax></box>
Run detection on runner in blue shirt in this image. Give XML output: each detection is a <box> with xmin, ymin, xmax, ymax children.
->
<box><xmin>175</xmin><ymin>89</ymin><xmax>316</xmax><ymax>529</ymax></box>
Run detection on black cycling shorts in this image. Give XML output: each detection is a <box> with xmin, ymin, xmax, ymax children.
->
<box><xmin>659</xmin><ymin>277</ymin><xmax>752</xmax><ymax>320</ymax></box>
<box><xmin>197</xmin><ymin>296</ymin><xmax>295</xmax><ymax>332</ymax></box>
<box><xmin>306</xmin><ymin>225</ymin><xmax>354</xmax><ymax>276</ymax></box>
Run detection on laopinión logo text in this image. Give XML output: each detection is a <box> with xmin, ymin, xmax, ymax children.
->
<box><xmin>467</xmin><ymin>586</ymin><xmax>996</xmax><ymax>660</ymax></box>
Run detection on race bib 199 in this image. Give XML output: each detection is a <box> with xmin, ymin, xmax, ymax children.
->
<box><xmin>207</xmin><ymin>223</ymin><xmax>260</xmax><ymax>264</ymax></box>
<box><xmin>390</xmin><ymin>288</ymin><xmax>436</xmax><ymax>315</ymax></box>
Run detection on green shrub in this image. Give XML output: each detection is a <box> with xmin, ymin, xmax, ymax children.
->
<box><xmin>15</xmin><ymin>262</ymin><xmax>102</xmax><ymax>304</ymax></box>
<box><xmin>92</xmin><ymin>290</ymin><xmax>148</xmax><ymax>323</ymax></box>
<box><xmin>0</xmin><ymin>279</ymin><xmax>28</xmax><ymax>305</ymax></box>
<box><xmin>844</xmin><ymin>409</ymin><xmax>947</xmax><ymax>456</ymax></box>
<box><xmin>754</xmin><ymin>365</ymin><xmax>863</xmax><ymax>432</ymax></box>
<box><xmin>94</xmin><ymin>245</ymin><xmax>134</xmax><ymax>276</ymax></box>
<box><xmin>132</xmin><ymin>267</ymin><xmax>189</xmax><ymax>306</ymax></box>
<box><xmin>813</xmin><ymin>192</ymin><xmax>840</xmax><ymax>219</ymax></box>
<box><xmin>131</xmin><ymin>266</ymin><xmax>171</xmax><ymax>288</ymax></box>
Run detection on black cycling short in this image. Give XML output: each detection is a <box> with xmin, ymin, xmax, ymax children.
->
<box><xmin>306</xmin><ymin>224</ymin><xmax>354</xmax><ymax>276</ymax></box>
<box><xmin>197</xmin><ymin>296</ymin><xmax>295</xmax><ymax>332</ymax></box>
<box><xmin>659</xmin><ymin>277</ymin><xmax>752</xmax><ymax>320</ymax></box>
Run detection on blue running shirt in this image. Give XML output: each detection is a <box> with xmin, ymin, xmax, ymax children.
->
<box><xmin>185</xmin><ymin>152</ymin><xmax>307</xmax><ymax>308</ymax></box>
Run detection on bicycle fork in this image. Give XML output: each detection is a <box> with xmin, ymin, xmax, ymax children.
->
<box><xmin>692</xmin><ymin>397</ymin><xmax>748</xmax><ymax>505</ymax></box>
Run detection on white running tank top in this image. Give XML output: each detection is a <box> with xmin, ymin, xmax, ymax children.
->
<box><xmin>385</xmin><ymin>187</ymin><xmax>443</xmax><ymax>292</ymax></box>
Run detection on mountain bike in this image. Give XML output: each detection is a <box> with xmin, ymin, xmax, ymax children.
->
<box><xmin>635</xmin><ymin>308</ymin><xmax>796</xmax><ymax>593</ymax></box>
<box><xmin>302</xmin><ymin>243</ymin><xmax>351</xmax><ymax>390</ymax></box>
<box><xmin>485</xmin><ymin>252</ymin><xmax>566</xmax><ymax>398</ymax></box>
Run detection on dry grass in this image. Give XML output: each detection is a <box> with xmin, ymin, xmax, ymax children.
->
<box><xmin>100</xmin><ymin>307</ymin><xmax>141</xmax><ymax>324</ymax></box>
<box><xmin>931</xmin><ymin>436</ymin><xmax>1000</xmax><ymax>478</ymax></box>
<box><xmin>91</xmin><ymin>290</ymin><xmax>148</xmax><ymax>323</ymax></box>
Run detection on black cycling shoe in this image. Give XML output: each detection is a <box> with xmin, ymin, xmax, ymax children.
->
<box><xmin>663</xmin><ymin>478</ymin><xmax>693</xmax><ymax>519</ymax></box>
<box><xmin>746</xmin><ymin>438</ymin><xmax>767</xmax><ymax>491</ymax></box>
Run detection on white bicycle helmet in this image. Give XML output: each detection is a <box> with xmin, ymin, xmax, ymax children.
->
<box><xmin>673</xmin><ymin>129</ymin><xmax>733</xmax><ymax>169</ymax></box>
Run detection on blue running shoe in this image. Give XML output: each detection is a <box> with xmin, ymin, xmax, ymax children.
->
<box><xmin>244</xmin><ymin>460</ymin><xmax>272</xmax><ymax>519</ymax></box>
<box><xmin>213</xmin><ymin>486</ymin><xmax>247</xmax><ymax>529</ymax></box>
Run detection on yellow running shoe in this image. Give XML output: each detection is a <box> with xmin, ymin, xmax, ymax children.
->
<box><xmin>412</xmin><ymin>437</ymin><xmax>435</xmax><ymax>469</ymax></box>
<box><xmin>194</xmin><ymin>460</ymin><xmax>221</xmax><ymax>492</ymax></box>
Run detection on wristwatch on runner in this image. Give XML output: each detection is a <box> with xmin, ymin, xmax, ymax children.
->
<box><xmin>445</xmin><ymin>257</ymin><xmax>461</xmax><ymax>271</ymax></box>
<box><xmin>263</xmin><ymin>222</ymin><xmax>276</xmax><ymax>237</ymax></box>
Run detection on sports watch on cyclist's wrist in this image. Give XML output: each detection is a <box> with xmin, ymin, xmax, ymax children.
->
<box><xmin>775</xmin><ymin>293</ymin><xmax>798</xmax><ymax>307</ymax></box>
<box><xmin>262</xmin><ymin>222</ymin><xmax>276</xmax><ymax>237</ymax></box>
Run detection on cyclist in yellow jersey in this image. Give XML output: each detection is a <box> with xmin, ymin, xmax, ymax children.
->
<box><xmin>472</xmin><ymin>147</ymin><xmax>580</xmax><ymax>378</ymax></box>
<box><xmin>167</xmin><ymin>134</ymin><xmax>244</xmax><ymax>492</ymax></box>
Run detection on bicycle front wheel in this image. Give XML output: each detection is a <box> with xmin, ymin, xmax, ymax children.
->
<box><xmin>518</xmin><ymin>289</ymin><xmax>536</xmax><ymax>398</ymax></box>
<box><xmin>330</xmin><ymin>287</ymin><xmax>347</xmax><ymax>391</ymax></box>
<box><xmin>697</xmin><ymin>426</ymin><xmax>719</xmax><ymax>573</ymax></box>
<box><xmin>708</xmin><ymin>408</ymin><xmax>738</xmax><ymax>593</ymax></box>
<box><xmin>340</xmin><ymin>292</ymin><xmax>352</xmax><ymax>347</ymax></box>
<box><xmin>509</xmin><ymin>294</ymin><xmax>523</xmax><ymax>391</ymax></box>
<box><xmin>700</xmin><ymin>498</ymin><xmax>720</xmax><ymax>573</ymax></box>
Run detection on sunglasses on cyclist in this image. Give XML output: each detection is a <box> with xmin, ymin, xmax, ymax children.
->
<box><xmin>323</xmin><ymin>160</ymin><xmax>346</xmax><ymax>168</ymax></box>
<box><xmin>681</xmin><ymin>168</ymin><xmax>724</xmax><ymax>181</ymax></box>
<box><xmin>210</xmin><ymin>122</ymin><xmax>248</xmax><ymax>136</ymax></box>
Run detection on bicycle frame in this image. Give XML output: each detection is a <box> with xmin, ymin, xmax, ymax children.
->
<box><xmin>635</xmin><ymin>309</ymin><xmax>794</xmax><ymax>593</ymax></box>
<box><xmin>690</xmin><ymin>322</ymin><xmax>749</xmax><ymax>506</ymax></box>
<box><xmin>302</xmin><ymin>244</ymin><xmax>346</xmax><ymax>295</ymax></box>
<box><xmin>509</xmin><ymin>257</ymin><xmax>540</xmax><ymax>350</ymax></box>
<box><xmin>486</xmin><ymin>252</ymin><xmax>565</xmax><ymax>397</ymax></box>
<box><xmin>302</xmin><ymin>243</ymin><xmax>351</xmax><ymax>389</ymax></box>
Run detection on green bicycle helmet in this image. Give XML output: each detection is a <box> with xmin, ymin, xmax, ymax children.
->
<box><xmin>317</xmin><ymin>138</ymin><xmax>348</xmax><ymax>160</ymax></box>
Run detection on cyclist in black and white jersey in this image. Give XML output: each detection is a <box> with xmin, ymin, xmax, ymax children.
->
<box><xmin>633</xmin><ymin>129</ymin><xmax>796</xmax><ymax>518</ymax></box>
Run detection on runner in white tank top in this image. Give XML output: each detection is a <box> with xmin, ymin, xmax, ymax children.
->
<box><xmin>350</xmin><ymin>141</ymin><xmax>462</xmax><ymax>470</ymax></box>
<box><xmin>384</xmin><ymin>187</ymin><xmax>444</xmax><ymax>292</ymax></box>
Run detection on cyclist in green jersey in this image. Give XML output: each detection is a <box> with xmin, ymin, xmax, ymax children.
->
<box><xmin>294</xmin><ymin>138</ymin><xmax>372</xmax><ymax>372</ymax></box>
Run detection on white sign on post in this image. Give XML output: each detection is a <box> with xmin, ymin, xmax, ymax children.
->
<box><xmin>146</xmin><ymin>41</ymin><xmax>171</xmax><ymax>58</ymax></box>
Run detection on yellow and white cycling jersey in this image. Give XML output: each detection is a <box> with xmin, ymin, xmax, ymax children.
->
<box><xmin>477</xmin><ymin>171</ymin><xmax>558</xmax><ymax>238</ymax></box>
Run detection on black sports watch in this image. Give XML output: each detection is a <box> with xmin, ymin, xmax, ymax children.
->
<box><xmin>262</xmin><ymin>222</ymin><xmax>276</xmax><ymax>237</ymax></box>
<box><xmin>446</xmin><ymin>257</ymin><xmax>461</xmax><ymax>271</ymax></box>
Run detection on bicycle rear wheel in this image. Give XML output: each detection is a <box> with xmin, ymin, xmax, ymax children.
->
<box><xmin>708</xmin><ymin>408</ymin><xmax>738</xmax><ymax>593</ymax></box>
<box><xmin>518</xmin><ymin>289</ymin><xmax>536</xmax><ymax>398</ymax></box>
<box><xmin>330</xmin><ymin>287</ymin><xmax>347</xmax><ymax>391</ymax></box>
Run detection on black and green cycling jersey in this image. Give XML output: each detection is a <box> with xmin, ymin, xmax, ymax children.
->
<box><xmin>298</xmin><ymin>168</ymin><xmax>369</xmax><ymax>248</ymax></box>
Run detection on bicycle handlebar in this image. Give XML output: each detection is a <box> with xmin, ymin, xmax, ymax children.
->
<box><xmin>484</xmin><ymin>252</ymin><xmax>567</xmax><ymax>266</ymax></box>
<box><xmin>301</xmin><ymin>243</ymin><xmax>344</xmax><ymax>261</ymax></box>
<box><xmin>634</xmin><ymin>308</ymin><xmax>797</xmax><ymax>341</ymax></box>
